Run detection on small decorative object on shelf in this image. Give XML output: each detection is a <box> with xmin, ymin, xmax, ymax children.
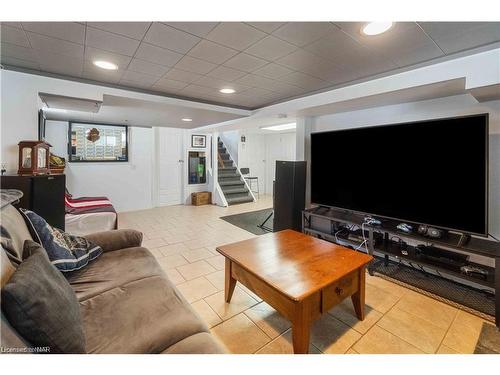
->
<box><xmin>1</xmin><ymin>163</ymin><xmax>6</xmax><ymax>176</ymax></box>
<box><xmin>49</xmin><ymin>153</ymin><xmax>66</xmax><ymax>174</ymax></box>
<box><xmin>17</xmin><ymin>140</ymin><xmax>51</xmax><ymax>175</ymax></box>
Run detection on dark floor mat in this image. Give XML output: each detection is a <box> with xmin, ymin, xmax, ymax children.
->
<box><xmin>220</xmin><ymin>208</ymin><xmax>273</xmax><ymax>235</ymax></box>
<box><xmin>370</xmin><ymin>257</ymin><xmax>495</xmax><ymax>319</ymax></box>
<box><xmin>474</xmin><ymin>323</ymin><xmax>500</xmax><ymax>353</ymax></box>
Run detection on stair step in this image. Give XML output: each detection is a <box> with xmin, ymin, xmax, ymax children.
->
<box><xmin>218</xmin><ymin>147</ymin><xmax>226</xmax><ymax>153</ymax></box>
<box><xmin>221</xmin><ymin>187</ymin><xmax>249</xmax><ymax>195</ymax></box>
<box><xmin>227</xmin><ymin>195</ymin><xmax>254</xmax><ymax>205</ymax></box>
<box><xmin>218</xmin><ymin>172</ymin><xmax>240</xmax><ymax>179</ymax></box>
<box><xmin>222</xmin><ymin>160</ymin><xmax>233</xmax><ymax>166</ymax></box>
<box><xmin>219</xmin><ymin>179</ymin><xmax>244</xmax><ymax>187</ymax></box>
<box><xmin>219</xmin><ymin>166</ymin><xmax>237</xmax><ymax>172</ymax></box>
<box><xmin>220</xmin><ymin>153</ymin><xmax>230</xmax><ymax>160</ymax></box>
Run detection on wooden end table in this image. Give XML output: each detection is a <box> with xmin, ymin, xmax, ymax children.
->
<box><xmin>217</xmin><ymin>229</ymin><xmax>373</xmax><ymax>354</ymax></box>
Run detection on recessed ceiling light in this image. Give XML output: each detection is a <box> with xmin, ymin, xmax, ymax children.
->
<box><xmin>182</xmin><ymin>118</ymin><xmax>193</xmax><ymax>122</ymax></box>
<box><xmin>219</xmin><ymin>88</ymin><xmax>236</xmax><ymax>94</ymax></box>
<box><xmin>261</xmin><ymin>123</ymin><xmax>296</xmax><ymax>131</ymax></box>
<box><xmin>93</xmin><ymin>60</ymin><xmax>118</xmax><ymax>70</ymax></box>
<box><xmin>361</xmin><ymin>22</ymin><xmax>394</xmax><ymax>36</ymax></box>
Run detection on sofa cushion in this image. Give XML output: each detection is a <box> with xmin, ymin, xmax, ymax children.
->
<box><xmin>65</xmin><ymin>246</ymin><xmax>165</xmax><ymax>301</ymax></box>
<box><xmin>84</xmin><ymin>229</ymin><xmax>143</xmax><ymax>253</ymax></box>
<box><xmin>81</xmin><ymin>275</ymin><xmax>209</xmax><ymax>353</ymax></box>
<box><xmin>0</xmin><ymin>205</ymin><xmax>33</xmax><ymax>263</ymax></box>
<box><xmin>161</xmin><ymin>332</ymin><xmax>226</xmax><ymax>354</ymax></box>
<box><xmin>1</xmin><ymin>242</ymin><xmax>85</xmax><ymax>353</ymax></box>
<box><xmin>20</xmin><ymin>209</ymin><xmax>103</xmax><ymax>272</ymax></box>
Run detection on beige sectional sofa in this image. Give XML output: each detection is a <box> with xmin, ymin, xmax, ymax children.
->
<box><xmin>1</xmin><ymin>203</ymin><xmax>225</xmax><ymax>354</ymax></box>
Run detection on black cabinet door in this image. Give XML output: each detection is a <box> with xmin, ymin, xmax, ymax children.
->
<box><xmin>1</xmin><ymin>174</ymin><xmax>65</xmax><ymax>230</ymax></box>
<box><xmin>31</xmin><ymin>175</ymin><xmax>66</xmax><ymax>230</ymax></box>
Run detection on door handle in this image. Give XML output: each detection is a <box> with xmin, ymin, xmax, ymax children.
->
<box><xmin>178</xmin><ymin>160</ymin><xmax>184</xmax><ymax>163</ymax></box>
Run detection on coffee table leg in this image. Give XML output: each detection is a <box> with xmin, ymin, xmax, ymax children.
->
<box><xmin>292</xmin><ymin>320</ymin><xmax>311</xmax><ymax>354</ymax></box>
<box><xmin>351</xmin><ymin>266</ymin><xmax>366</xmax><ymax>321</ymax></box>
<box><xmin>225</xmin><ymin>258</ymin><xmax>237</xmax><ymax>303</ymax></box>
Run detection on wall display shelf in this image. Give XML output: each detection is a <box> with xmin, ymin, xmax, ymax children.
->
<box><xmin>302</xmin><ymin>206</ymin><xmax>500</xmax><ymax>327</ymax></box>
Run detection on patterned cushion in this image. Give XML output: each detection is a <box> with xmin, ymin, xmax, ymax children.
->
<box><xmin>19</xmin><ymin>209</ymin><xmax>102</xmax><ymax>272</ymax></box>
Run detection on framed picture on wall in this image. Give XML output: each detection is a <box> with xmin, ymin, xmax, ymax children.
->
<box><xmin>191</xmin><ymin>135</ymin><xmax>206</xmax><ymax>148</ymax></box>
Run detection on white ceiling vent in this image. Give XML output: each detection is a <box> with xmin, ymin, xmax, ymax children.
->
<box><xmin>39</xmin><ymin>93</ymin><xmax>102</xmax><ymax>113</ymax></box>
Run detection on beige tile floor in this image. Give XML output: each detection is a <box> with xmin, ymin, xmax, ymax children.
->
<box><xmin>118</xmin><ymin>195</ymin><xmax>495</xmax><ymax>354</ymax></box>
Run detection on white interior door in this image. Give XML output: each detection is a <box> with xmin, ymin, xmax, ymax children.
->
<box><xmin>157</xmin><ymin>127</ymin><xmax>184</xmax><ymax>206</ymax></box>
<box><xmin>265</xmin><ymin>133</ymin><xmax>296</xmax><ymax>196</ymax></box>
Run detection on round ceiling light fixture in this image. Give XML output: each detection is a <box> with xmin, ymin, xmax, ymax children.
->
<box><xmin>182</xmin><ymin>118</ymin><xmax>193</xmax><ymax>122</ymax></box>
<box><xmin>361</xmin><ymin>22</ymin><xmax>394</xmax><ymax>36</ymax></box>
<box><xmin>93</xmin><ymin>60</ymin><xmax>118</xmax><ymax>70</ymax></box>
<box><xmin>219</xmin><ymin>88</ymin><xmax>236</xmax><ymax>94</ymax></box>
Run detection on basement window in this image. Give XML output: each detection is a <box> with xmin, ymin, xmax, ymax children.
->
<box><xmin>68</xmin><ymin>122</ymin><xmax>128</xmax><ymax>162</ymax></box>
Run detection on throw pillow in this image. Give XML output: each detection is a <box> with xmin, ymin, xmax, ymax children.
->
<box><xmin>1</xmin><ymin>241</ymin><xmax>86</xmax><ymax>353</ymax></box>
<box><xmin>19</xmin><ymin>209</ymin><xmax>102</xmax><ymax>272</ymax></box>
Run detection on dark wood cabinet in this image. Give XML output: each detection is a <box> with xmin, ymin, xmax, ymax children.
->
<box><xmin>1</xmin><ymin>174</ymin><xmax>66</xmax><ymax>230</ymax></box>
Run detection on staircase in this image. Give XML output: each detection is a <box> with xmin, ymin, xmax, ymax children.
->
<box><xmin>217</xmin><ymin>138</ymin><xmax>254</xmax><ymax>205</ymax></box>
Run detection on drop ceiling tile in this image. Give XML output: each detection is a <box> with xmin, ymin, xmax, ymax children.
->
<box><xmin>153</xmin><ymin>77</ymin><xmax>189</xmax><ymax>91</ymax></box>
<box><xmin>86</xmin><ymin>27</ymin><xmax>140</xmax><ymax>56</ymax></box>
<box><xmin>245</xmin><ymin>35</ymin><xmax>297</xmax><ymax>61</ymax></box>
<box><xmin>206</xmin><ymin>65</ymin><xmax>247</xmax><ymax>81</ymax></box>
<box><xmin>84</xmin><ymin>47</ymin><xmax>132</xmax><ymax>70</ymax></box>
<box><xmin>419</xmin><ymin>22</ymin><xmax>500</xmax><ymax>54</ymax></box>
<box><xmin>253</xmin><ymin>63</ymin><xmax>294</xmax><ymax>79</ymax></box>
<box><xmin>144</xmin><ymin>23</ymin><xmax>201</xmax><ymax>54</ymax></box>
<box><xmin>193</xmin><ymin>75</ymin><xmax>249</xmax><ymax>93</ymax></box>
<box><xmin>235</xmin><ymin>73</ymin><xmax>276</xmax><ymax>90</ymax></box>
<box><xmin>127</xmin><ymin>58</ymin><xmax>170</xmax><ymax>77</ymax></box>
<box><xmin>272</xmin><ymin>22</ymin><xmax>337</xmax><ymax>47</ymax></box>
<box><xmin>246</xmin><ymin>22</ymin><xmax>286</xmax><ymax>33</ymax></box>
<box><xmin>206</xmin><ymin>22</ymin><xmax>266</xmax><ymax>50</ymax></box>
<box><xmin>28</xmin><ymin>32</ymin><xmax>84</xmax><ymax>59</ymax></box>
<box><xmin>303</xmin><ymin>30</ymin><xmax>398</xmax><ymax>73</ymax></box>
<box><xmin>134</xmin><ymin>42</ymin><xmax>183</xmax><ymax>67</ymax></box>
<box><xmin>223</xmin><ymin>53</ymin><xmax>268</xmax><ymax>72</ymax></box>
<box><xmin>279</xmin><ymin>71</ymin><xmax>329</xmax><ymax>90</ymax></box>
<box><xmin>1</xmin><ymin>22</ymin><xmax>22</xmax><ymax>29</ymax></box>
<box><xmin>187</xmin><ymin>40</ymin><xmax>238</xmax><ymax>64</ymax></box>
<box><xmin>241</xmin><ymin>86</ymin><xmax>279</xmax><ymax>100</ymax></box>
<box><xmin>164</xmin><ymin>22</ymin><xmax>219</xmax><ymax>37</ymax></box>
<box><xmin>121</xmin><ymin>70</ymin><xmax>159</xmax><ymax>85</ymax></box>
<box><xmin>87</xmin><ymin>22</ymin><xmax>151</xmax><ymax>40</ymax></box>
<box><xmin>181</xmin><ymin>84</ymin><xmax>220</xmax><ymax>96</ymax></box>
<box><xmin>22</xmin><ymin>22</ymin><xmax>85</xmax><ymax>44</ymax></box>
<box><xmin>174</xmin><ymin>55</ymin><xmax>217</xmax><ymax>74</ymax></box>
<box><xmin>1</xmin><ymin>42</ymin><xmax>37</xmax><ymax>62</ymax></box>
<box><xmin>163</xmin><ymin>68</ymin><xmax>203</xmax><ymax>83</ymax></box>
<box><xmin>119</xmin><ymin>79</ymin><xmax>153</xmax><ymax>90</ymax></box>
<box><xmin>37</xmin><ymin>50</ymin><xmax>83</xmax><ymax>77</ymax></box>
<box><xmin>0</xmin><ymin>56</ymin><xmax>40</xmax><ymax>70</ymax></box>
<box><xmin>276</xmin><ymin>49</ymin><xmax>334</xmax><ymax>79</ymax></box>
<box><xmin>0</xmin><ymin>25</ymin><xmax>30</xmax><ymax>47</ymax></box>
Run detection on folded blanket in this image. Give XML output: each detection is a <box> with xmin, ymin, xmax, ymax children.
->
<box><xmin>65</xmin><ymin>193</ymin><xmax>116</xmax><ymax>215</ymax></box>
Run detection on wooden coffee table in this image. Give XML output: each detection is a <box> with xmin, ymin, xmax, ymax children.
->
<box><xmin>217</xmin><ymin>229</ymin><xmax>373</xmax><ymax>354</ymax></box>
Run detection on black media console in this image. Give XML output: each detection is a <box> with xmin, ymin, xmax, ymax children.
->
<box><xmin>302</xmin><ymin>206</ymin><xmax>500</xmax><ymax>327</ymax></box>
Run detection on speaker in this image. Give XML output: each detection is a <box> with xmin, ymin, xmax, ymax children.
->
<box><xmin>273</xmin><ymin>161</ymin><xmax>307</xmax><ymax>232</ymax></box>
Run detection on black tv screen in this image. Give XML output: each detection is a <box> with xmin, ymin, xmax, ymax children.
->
<box><xmin>310</xmin><ymin>114</ymin><xmax>488</xmax><ymax>236</ymax></box>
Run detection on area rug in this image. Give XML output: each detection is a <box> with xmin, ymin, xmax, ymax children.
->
<box><xmin>474</xmin><ymin>323</ymin><xmax>500</xmax><ymax>353</ymax></box>
<box><xmin>220</xmin><ymin>208</ymin><xmax>273</xmax><ymax>235</ymax></box>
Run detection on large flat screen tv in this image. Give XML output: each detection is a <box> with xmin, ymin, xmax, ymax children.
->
<box><xmin>310</xmin><ymin>114</ymin><xmax>489</xmax><ymax>236</ymax></box>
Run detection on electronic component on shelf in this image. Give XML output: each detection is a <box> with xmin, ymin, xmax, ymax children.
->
<box><xmin>417</xmin><ymin>224</ymin><xmax>445</xmax><ymax>239</ymax></box>
<box><xmin>415</xmin><ymin>245</ymin><xmax>469</xmax><ymax>270</ymax></box>
<box><xmin>460</xmin><ymin>265</ymin><xmax>489</xmax><ymax>280</ymax></box>
<box><xmin>364</xmin><ymin>216</ymin><xmax>381</xmax><ymax>225</ymax></box>
<box><xmin>396</xmin><ymin>223</ymin><xmax>413</xmax><ymax>233</ymax></box>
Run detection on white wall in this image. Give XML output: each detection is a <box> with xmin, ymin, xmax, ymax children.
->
<box><xmin>44</xmin><ymin>120</ymin><xmax>153</xmax><ymax>212</ymax></box>
<box><xmin>311</xmin><ymin>94</ymin><xmax>500</xmax><ymax>237</ymax></box>
<box><xmin>219</xmin><ymin>130</ymin><xmax>240</xmax><ymax>165</ymax></box>
<box><xmin>237</xmin><ymin>131</ymin><xmax>296</xmax><ymax>195</ymax></box>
